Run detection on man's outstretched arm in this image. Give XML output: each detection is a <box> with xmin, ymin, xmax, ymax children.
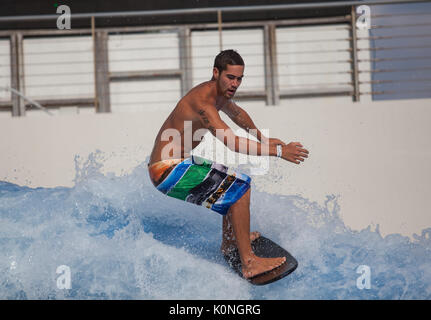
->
<box><xmin>221</xmin><ymin>101</ymin><xmax>267</xmax><ymax>143</ymax></box>
<box><xmin>197</xmin><ymin>105</ymin><xmax>275</xmax><ymax>156</ymax></box>
<box><xmin>221</xmin><ymin>100</ymin><xmax>286</xmax><ymax>146</ymax></box>
<box><xmin>197</xmin><ymin>104</ymin><xmax>309</xmax><ymax>164</ymax></box>
<box><xmin>219</xmin><ymin>101</ymin><xmax>310</xmax><ymax>164</ymax></box>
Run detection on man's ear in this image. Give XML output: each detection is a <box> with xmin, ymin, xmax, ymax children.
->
<box><xmin>212</xmin><ymin>67</ymin><xmax>219</xmax><ymax>80</ymax></box>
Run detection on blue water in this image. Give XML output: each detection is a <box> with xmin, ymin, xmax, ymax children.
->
<box><xmin>1</xmin><ymin>153</ymin><xmax>430</xmax><ymax>299</ymax></box>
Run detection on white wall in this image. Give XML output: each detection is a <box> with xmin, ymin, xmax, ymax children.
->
<box><xmin>109</xmin><ymin>32</ymin><xmax>182</xmax><ymax>112</ymax></box>
<box><xmin>192</xmin><ymin>28</ymin><xmax>265</xmax><ymax>92</ymax></box>
<box><xmin>1</xmin><ymin>98</ymin><xmax>431</xmax><ymax>240</ymax></box>
<box><xmin>24</xmin><ymin>36</ymin><xmax>94</xmax><ymax>100</ymax></box>
<box><xmin>3</xmin><ymin>24</ymin><xmax>430</xmax><ymax>239</ymax></box>
<box><xmin>277</xmin><ymin>25</ymin><xmax>351</xmax><ymax>91</ymax></box>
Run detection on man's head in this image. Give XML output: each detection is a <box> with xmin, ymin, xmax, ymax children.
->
<box><xmin>212</xmin><ymin>49</ymin><xmax>245</xmax><ymax>99</ymax></box>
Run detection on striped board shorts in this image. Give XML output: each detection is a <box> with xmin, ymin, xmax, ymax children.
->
<box><xmin>148</xmin><ymin>155</ymin><xmax>251</xmax><ymax>215</ymax></box>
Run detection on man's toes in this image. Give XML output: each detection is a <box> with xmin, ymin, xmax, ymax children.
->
<box><xmin>242</xmin><ymin>269</ymin><xmax>253</xmax><ymax>278</ymax></box>
<box><xmin>250</xmin><ymin>231</ymin><xmax>261</xmax><ymax>241</ymax></box>
<box><xmin>277</xmin><ymin>257</ymin><xmax>286</xmax><ymax>267</ymax></box>
<box><xmin>270</xmin><ymin>257</ymin><xmax>286</xmax><ymax>269</ymax></box>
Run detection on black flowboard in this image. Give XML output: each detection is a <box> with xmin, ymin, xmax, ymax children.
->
<box><xmin>223</xmin><ymin>236</ymin><xmax>298</xmax><ymax>285</ymax></box>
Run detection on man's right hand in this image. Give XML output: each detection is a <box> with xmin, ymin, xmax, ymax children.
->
<box><xmin>281</xmin><ymin>142</ymin><xmax>309</xmax><ymax>164</ymax></box>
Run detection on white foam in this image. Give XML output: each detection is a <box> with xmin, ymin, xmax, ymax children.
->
<box><xmin>0</xmin><ymin>152</ymin><xmax>430</xmax><ymax>299</ymax></box>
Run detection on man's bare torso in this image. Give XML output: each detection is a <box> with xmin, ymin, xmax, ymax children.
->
<box><xmin>148</xmin><ymin>81</ymin><xmax>229</xmax><ymax>166</ymax></box>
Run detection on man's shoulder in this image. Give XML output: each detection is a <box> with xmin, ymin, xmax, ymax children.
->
<box><xmin>186</xmin><ymin>81</ymin><xmax>217</xmax><ymax>110</ymax></box>
<box><xmin>188</xmin><ymin>80</ymin><xmax>210</xmax><ymax>92</ymax></box>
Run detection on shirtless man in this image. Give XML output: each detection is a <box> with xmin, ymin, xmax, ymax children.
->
<box><xmin>148</xmin><ymin>49</ymin><xmax>309</xmax><ymax>280</ymax></box>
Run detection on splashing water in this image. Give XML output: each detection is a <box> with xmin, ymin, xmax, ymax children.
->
<box><xmin>1</xmin><ymin>152</ymin><xmax>430</xmax><ymax>300</ymax></box>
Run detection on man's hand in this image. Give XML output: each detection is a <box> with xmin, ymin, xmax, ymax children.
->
<box><xmin>281</xmin><ymin>142</ymin><xmax>309</xmax><ymax>164</ymax></box>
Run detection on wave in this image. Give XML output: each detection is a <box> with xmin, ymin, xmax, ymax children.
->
<box><xmin>1</xmin><ymin>152</ymin><xmax>430</xmax><ymax>299</ymax></box>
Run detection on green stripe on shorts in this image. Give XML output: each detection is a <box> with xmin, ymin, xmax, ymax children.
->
<box><xmin>166</xmin><ymin>164</ymin><xmax>212</xmax><ymax>200</ymax></box>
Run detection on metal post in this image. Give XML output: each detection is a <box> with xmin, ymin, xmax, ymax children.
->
<box><xmin>91</xmin><ymin>16</ymin><xmax>98</xmax><ymax>111</ymax></box>
<box><xmin>264</xmin><ymin>24</ymin><xmax>279</xmax><ymax>105</ymax></box>
<box><xmin>10</xmin><ymin>33</ymin><xmax>25</xmax><ymax>116</ymax></box>
<box><xmin>17</xmin><ymin>33</ymin><xmax>25</xmax><ymax>109</ymax></box>
<box><xmin>179</xmin><ymin>27</ymin><xmax>193</xmax><ymax>96</ymax></box>
<box><xmin>269</xmin><ymin>24</ymin><xmax>279</xmax><ymax>105</ymax></box>
<box><xmin>94</xmin><ymin>30</ymin><xmax>111</xmax><ymax>112</ymax></box>
<box><xmin>217</xmin><ymin>10</ymin><xmax>223</xmax><ymax>51</ymax></box>
<box><xmin>264</xmin><ymin>25</ymin><xmax>273</xmax><ymax>105</ymax></box>
<box><xmin>350</xmin><ymin>6</ymin><xmax>360</xmax><ymax>102</ymax></box>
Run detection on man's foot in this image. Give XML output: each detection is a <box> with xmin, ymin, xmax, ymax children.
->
<box><xmin>242</xmin><ymin>255</ymin><xmax>286</xmax><ymax>279</ymax></box>
<box><xmin>250</xmin><ymin>231</ymin><xmax>261</xmax><ymax>242</ymax></box>
<box><xmin>221</xmin><ymin>231</ymin><xmax>261</xmax><ymax>255</ymax></box>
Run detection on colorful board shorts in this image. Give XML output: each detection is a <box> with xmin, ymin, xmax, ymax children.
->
<box><xmin>148</xmin><ymin>155</ymin><xmax>251</xmax><ymax>215</ymax></box>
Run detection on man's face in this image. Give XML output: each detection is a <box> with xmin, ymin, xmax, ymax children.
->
<box><xmin>213</xmin><ymin>64</ymin><xmax>244</xmax><ymax>99</ymax></box>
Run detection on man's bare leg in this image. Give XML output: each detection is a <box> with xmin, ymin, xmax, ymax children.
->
<box><xmin>221</xmin><ymin>188</ymin><xmax>286</xmax><ymax>279</ymax></box>
<box><xmin>221</xmin><ymin>214</ymin><xmax>260</xmax><ymax>254</ymax></box>
<box><xmin>221</xmin><ymin>188</ymin><xmax>260</xmax><ymax>253</ymax></box>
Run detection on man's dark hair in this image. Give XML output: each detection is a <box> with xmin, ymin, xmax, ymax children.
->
<box><xmin>213</xmin><ymin>49</ymin><xmax>244</xmax><ymax>73</ymax></box>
